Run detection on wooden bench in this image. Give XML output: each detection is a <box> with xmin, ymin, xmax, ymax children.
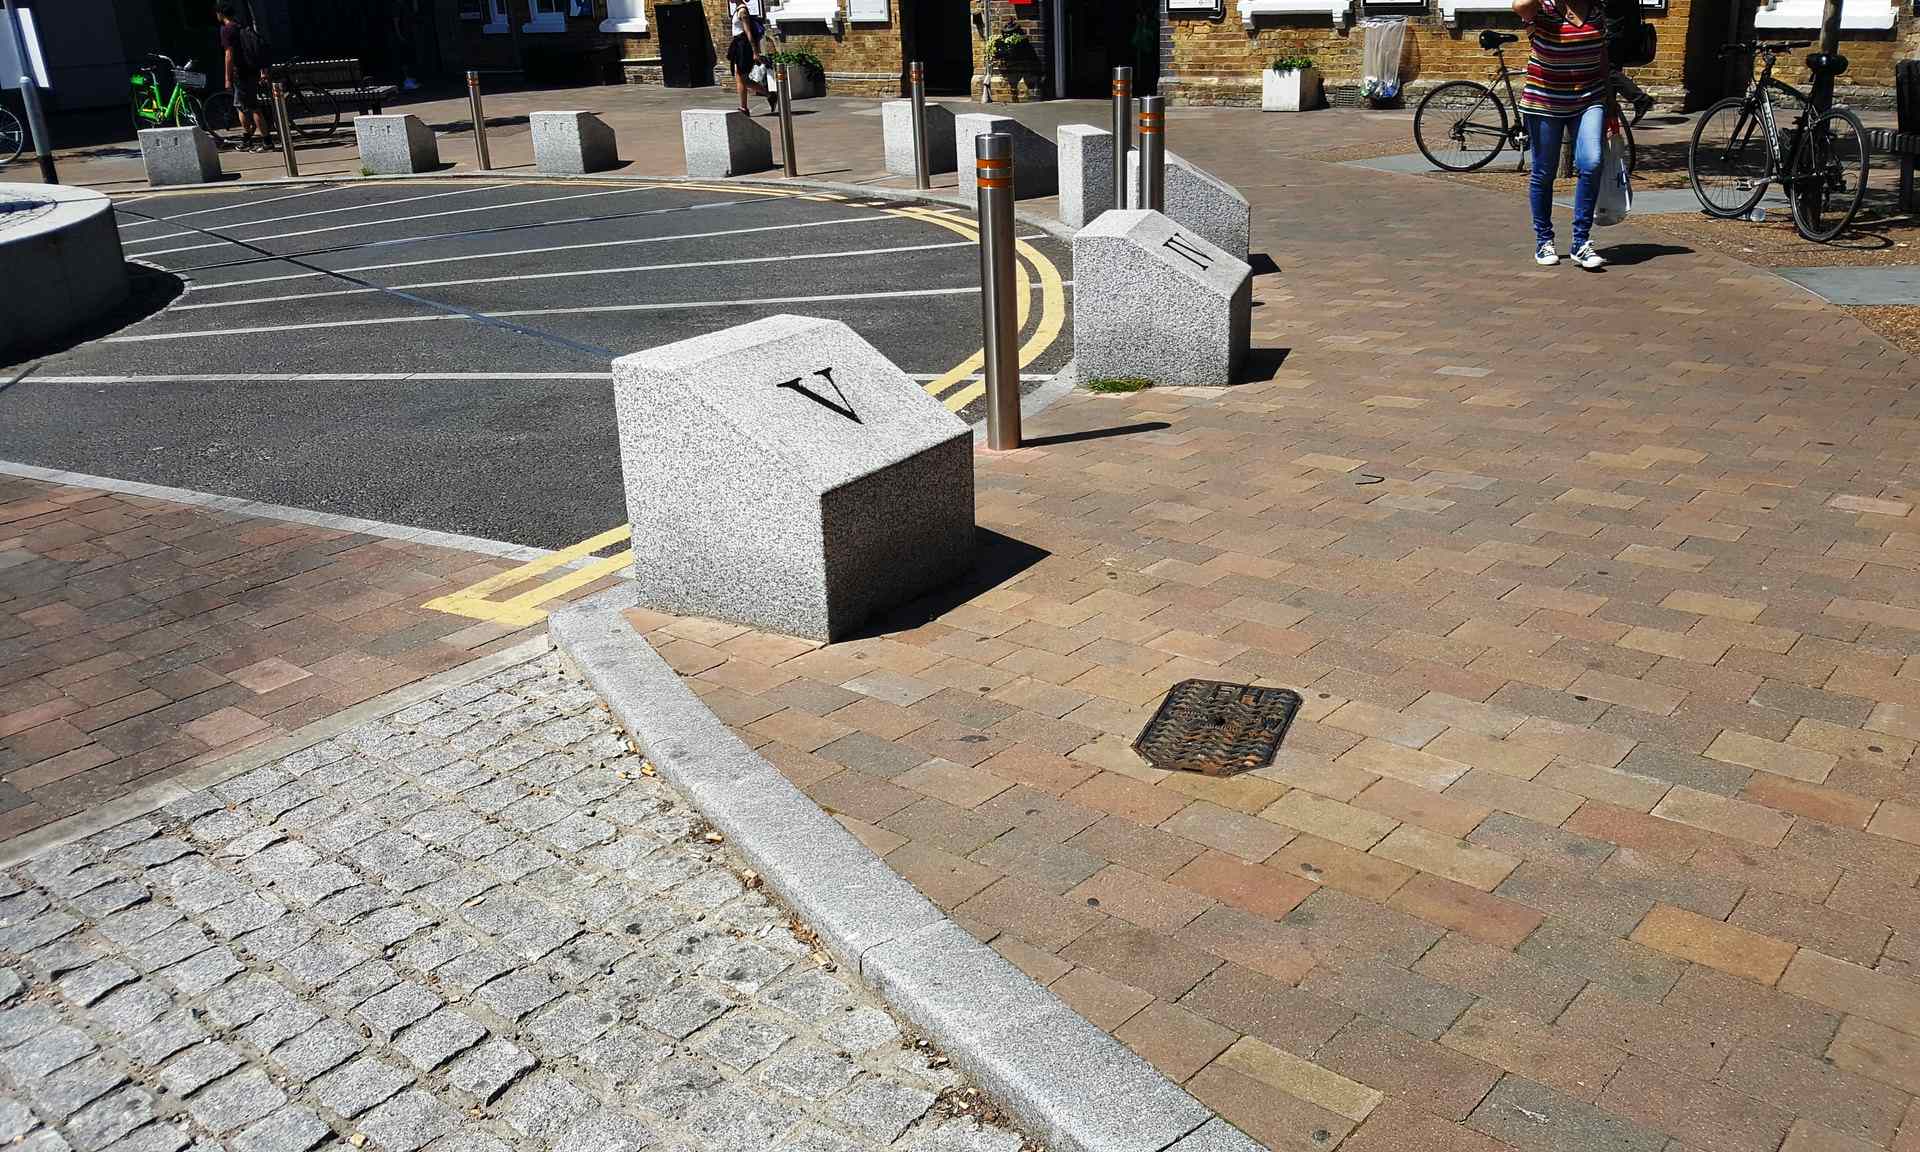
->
<box><xmin>1868</xmin><ymin>59</ymin><xmax>1917</xmax><ymax>214</ymax></box>
<box><xmin>269</xmin><ymin>58</ymin><xmax>400</xmax><ymax>116</ymax></box>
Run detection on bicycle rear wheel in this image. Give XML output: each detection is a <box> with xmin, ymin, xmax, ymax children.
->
<box><xmin>1689</xmin><ymin>96</ymin><xmax>1769</xmax><ymax>218</ymax></box>
<box><xmin>0</xmin><ymin>107</ymin><xmax>22</xmax><ymax>164</ymax></box>
<box><xmin>199</xmin><ymin>92</ymin><xmax>239</xmax><ymax>144</ymax></box>
<box><xmin>288</xmin><ymin>86</ymin><xmax>341</xmax><ymax>139</ymax></box>
<box><xmin>1790</xmin><ymin>105</ymin><xmax>1868</xmax><ymax>243</ymax></box>
<box><xmin>1415</xmin><ymin>81</ymin><xmax>1510</xmax><ymax>172</ymax></box>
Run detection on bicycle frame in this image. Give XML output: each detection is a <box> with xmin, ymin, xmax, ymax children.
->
<box><xmin>1729</xmin><ymin>52</ymin><xmax>1815</xmax><ymax>194</ymax></box>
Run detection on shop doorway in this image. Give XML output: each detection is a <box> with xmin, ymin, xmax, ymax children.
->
<box><xmin>901</xmin><ymin>0</ymin><xmax>975</xmax><ymax>94</ymax></box>
<box><xmin>1056</xmin><ymin>0</ymin><xmax>1158</xmax><ymax>98</ymax></box>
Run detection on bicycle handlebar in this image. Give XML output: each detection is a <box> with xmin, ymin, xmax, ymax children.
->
<box><xmin>1719</xmin><ymin>40</ymin><xmax>1812</xmax><ymax>57</ymax></box>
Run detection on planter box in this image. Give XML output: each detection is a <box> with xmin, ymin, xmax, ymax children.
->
<box><xmin>1262</xmin><ymin>67</ymin><xmax>1322</xmax><ymax>111</ymax></box>
<box><xmin>769</xmin><ymin>67</ymin><xmax>823</xmax><ymax>100</ymax></box>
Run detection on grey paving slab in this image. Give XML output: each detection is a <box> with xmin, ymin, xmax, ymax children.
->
<box><xmin>0</xmin><ymin>649</ymin><xmax>1028</xmax><ymax>1152</ymax></box>
<box><xmin>1772</xmin><ymin>262</ymin><xmax>1920</xmax><ymax>305</ymax></box>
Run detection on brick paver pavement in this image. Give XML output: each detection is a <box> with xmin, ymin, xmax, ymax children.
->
<box><xmin>0</xmin><ymin>648</ymin><xmax>1022</xmax><ymax>1152</ymax></box>
<box><xmin>604</xmin><ymin>125</ymin><xmax>1920</xmax><ymax>1151</ymax></box>
<box><xmin>0</xmin><ymin>475</ymin><xmax>595</xmax><ymax>844</ymax></box>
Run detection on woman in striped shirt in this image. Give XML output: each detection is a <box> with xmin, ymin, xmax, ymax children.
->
<box><xmin>1514</xmin><ymin>0</ymin><xmax>1609</xmax><ymax>268</ymax></box>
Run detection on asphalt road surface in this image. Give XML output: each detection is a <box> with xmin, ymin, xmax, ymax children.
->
<box><xmin>1</xmin><ymin>178</ymin><xmax>1072</xmax><ymax>549</ymax></box>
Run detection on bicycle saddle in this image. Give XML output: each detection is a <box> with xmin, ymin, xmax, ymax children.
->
<box><xmin>1805</xmin><ymin>51</ymin><xmax>1849</xmax><ymax>77</ymax></box>
<box><xmin>1479</xmin><ymin>30</ymin><xmax>1520</xmax><ymax>49</ymax></box>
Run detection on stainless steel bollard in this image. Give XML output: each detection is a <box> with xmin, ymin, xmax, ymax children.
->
<box><xmin>1139</xmin><ymin>95</ymin><xmax>1165</xmax><ymax>212</ymax></box>
<box><xmin>909</xmin><ymin>60</ymin><xmax>930</xmax><ymax>191</ymax></box>
<box><xmin>271</xmin><ymin>82</ymin><xmax>299</xmax><ymax>177</ymax></box>
<box><xmin>1111</xmin><ymin>65</ymin><xmax>1132</xmax><ymax>209</ymax></box>
<box><xmin>777</xmin><ymin>62</ymin><xmax>798</xmax><ymax>177</ymax></box>
<box><xmin>976</xmin><ymin>134</ymin><xmax>1020</xmax><ymax>451</ymax></box>
<box><xmin>467</xmin><ymin>71</ymin><xmax>491</xmax><ymax>171</ymax></box>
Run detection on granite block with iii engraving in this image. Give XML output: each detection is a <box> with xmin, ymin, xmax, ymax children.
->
<box><xmin>955</xmin><ymin>113</ymin><xmax>1058</xmax><ymax>200</ymax></box>
<box><xmin>612</xmin><ymin>315</ymin><xmax>975</xmax><ymax>641</ymax></box>
<box><xmin>1074</xmin><ymin>210</ymin><xmax>1251</xmax><ymax>388</ymax></box>
<box><xmin>1129</xmin><ymin>150</ymin><xmax>1252</xmax><ymax>260</ymax></box>
<box><xmin>138</xmin><ymin>127</ymin><xmax>222</xmax><ymax>186</ymax></box>
<box><xmin>882</xmin><ymin>100</ymin><xmax>957</xmax><ymax>177</ymax></box>
<box><xmin>1057</xmin><ymin>124</ymin><xmax>1116</xmax><ymax>229</ymax></box>
<box><xmin>681</xmin><ymin>109</ymin><xmax>773</xmax><ymax>178</ymax></box>
<box><xmin>354</xmin><ymin>114</ymin><xmax>439</xmax><ymax>174</ymax></box>
<box><xmin>531</xmin><ymin>110</ymin><xmax>618</xmax><ymax>174</ymax></box>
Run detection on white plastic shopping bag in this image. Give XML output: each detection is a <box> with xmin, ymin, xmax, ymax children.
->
<box><xmin>1595</xmin><ymin>122</ymin><xmax>1632</xmax><ymax>227</ymax></box>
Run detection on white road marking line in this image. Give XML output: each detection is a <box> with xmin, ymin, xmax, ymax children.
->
<box><xmin>182</xmin><ymin>214</ymin><xmax>898</xmax><ymax>291</ymax></box>
<box><xmin>26</xmin><ymin>370</ymin><xmax>1058</xmax><ymax>385</ymax></box>
<box><xmin>115</xmin><ymin>184</ymin><xmax>344</xmax><ymax>227</ymax></box>
<box><xmin>102</xmin><ymin>285</ymin><xmax>1007</xmax><ymax>343</ymax></box>
<box><xmin>131</xmin><ymin>185</ymin><xmax>671</xmax><ymax>257</ymax></box>
<box><xmin>163</xmin><ymin>236</ymin><xmax>1043</xmax><ymax>312</ymax></box>
<box><xmin>121</xmin><ymin>184</ymin><xmax>510</xmax><ymax>247</ymax></box>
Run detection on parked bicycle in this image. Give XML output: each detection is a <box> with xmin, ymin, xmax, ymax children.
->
<box><xmin>0</xmin><ymin>106</ymin><xmax>22</xmax><ymax>165</ymax></box>
<box><xmin>1413</xmin><ymin>29</ymin><xmax>1636</xmax><ymax>175</ymax></box>
<box><xmin>1687</xmin><ymin>40</ymin><xmax>1868</xmax><ymax>242</ymax></box>
<box><xmin>201</xmin><ymin>79</ymin><xmax>341</xmax><ymax>146</ymax></box>
<box><xmin>130</xmin><ymin>54</ymin><xmax>205</xmax><ymax>136</ymax></box>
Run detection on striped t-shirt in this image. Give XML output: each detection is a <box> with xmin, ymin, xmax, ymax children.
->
<box><xmin>1519</xmin><ymin>0</ymin><xmax>1609</xmax><ymax>118</ymax></box>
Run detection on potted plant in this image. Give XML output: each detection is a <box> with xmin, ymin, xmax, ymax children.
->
<box><xmin>766</xmin><ymin>50</ymin><xmax>825</xmax><ymax>100</ymax></box>
<box><xmin>982</xmin><ymin>20</ymin><xmax>1042</xmax><ymax>101</ymax></box>
<box><xmin>1263</xmin><ymin>54</ymin><xmax>1321</xmax><ymax>112</ymax></box>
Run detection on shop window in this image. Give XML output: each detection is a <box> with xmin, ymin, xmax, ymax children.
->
<box><xmin>525</xmin><ymin>0</ymin><xmax>568</xmax><ymax>32</ymax></box>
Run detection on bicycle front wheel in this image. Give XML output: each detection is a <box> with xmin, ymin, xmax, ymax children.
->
<box><xmin>0</xmin><ymin>107</ymin><xmax>22</xmax><ymax>164</ymax></box>
<box><xmin>199</xmin><ymin>92</ymin><xmax>239</xmax><ymax>144</ymax></box>
<box><xmin>1690</xmin><ymin>97</ymin><xmax>1769</xmax><ymax>218</ymax></box>
<box><xmin>289</xmin><ymin>86</ymin><xmax>341</xmax><ymax>139</ymax></box>
<box><xmin>1790</xmin><ymin>105</ymin><xmax>1868</xmax><ymax>243</ymax></box>
<box><xmin>170</xmin><ymin>94</ymin><xmax>204</xmax><ymax>129</ymax></box>
<box><xmin>1415</xmin><ymin>81</ymin><xmax>1510</xmax><ymax>172</ymax></box>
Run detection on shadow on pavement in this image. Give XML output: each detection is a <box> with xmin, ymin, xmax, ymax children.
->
<box><xmin>0</xmin><ymin>264</ymin><xmax>185</xmax><ymax>372</ymax></box>
<box><xmin>857</xmin><ymin>527</ymin><xmax>1050</xmax><ymax>640</ymax></box>
<box><xmin>1241</xmin><ymin>347</ymin><xmax>1292</xmax><ymax>381</ymax></box>
<box><xmin>1024</xmin><ymin>421</ymin><xmax>1173</xmax><ymax>448</ymax></box>
<box><xmin>1599</xmin><ymin>242</ymin><xmax>1693</xmax><ymax>265</ymax></box>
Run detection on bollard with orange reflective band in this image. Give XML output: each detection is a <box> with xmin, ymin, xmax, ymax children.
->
<box><xmin>466</xmin><ymin>71</ymin><xmax>491</xmax><ymax>170</ymax></box>
<box><xmin>1111</xmin><ymin>65</ymin><xmax>1133</xmax><ymax>208</ymax></box>
<box><xmin>271</xmin><ymin>82</ymin><xmax>299</xmax><ymax>177</ymax></box>
<box><xmin>976</xmin><ymin>134</ymin><xmax>1019</xmax><ymax>450</ymax></box>
<box><xmin>909</xmin><ymin>60</ymin><xmax>931</xmax><ymax>190</ymax></box>
<box><xmin>777</xmin><ymin>62</ymin><xmax>799</xmax><ymax>177</ymax></box>
<box><xmin>1138</xmin><ymin>95</ymin><xmax>1165</xmax><ymax>212</ymax></box>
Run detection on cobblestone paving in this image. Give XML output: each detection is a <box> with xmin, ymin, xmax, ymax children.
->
<box><xmin>0</xmin><ymin>649</ymin><xmax>1023</xmax><ymax>1152</ymax></box>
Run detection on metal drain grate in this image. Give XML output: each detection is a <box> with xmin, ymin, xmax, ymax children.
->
<box><xmin>1133</xmin><ymin>679</ymin><xmax>1303</xmax><ymax>777</ymax></box>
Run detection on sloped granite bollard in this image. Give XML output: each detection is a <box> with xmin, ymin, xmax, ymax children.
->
<box><xmin>1074</xmin><ymin>210</ymin><xmax>1251</xmax><ymax>388</ymax></box>
<box><xmin>354</xmin><ymin>114</ymin><xmax>438</xmax><ymax>174</ymax></box>
<box><xmin>882</xmin><ymin>99</ymin><xmax>956</xmax><ymax>177</ymax></box>
<box><xmin>138</xmin><ymin>127</ymin><xmax>221</xmax><ymax>186</ymax></box>
<box><xmin>955</xmin><ymin>114</ymin><xmax>1057</xmax><ymax>200</ymax></box>
<box><xmin>1057</xmin><ymin>124</ymin><xmax>1115</xmax><ymax>229</ymax></box>
<box><xmin>1128</xmin><ymin>150</ymin><xmax>1252</xmax><ymax>260</ymax></box>
<box><xmin>531</xmin><ymin>110</ymin><xmax>618</xmax><ymax>174</ymax></box>
<box><xmin>612</xmin><ymin>314</ymin><xmax>975</xmax><ymax>641</ymax></box>
<box><xmin>681</xmin><ymin>109</ymin><xmax>773</xmax><ymax>178</ymax></box>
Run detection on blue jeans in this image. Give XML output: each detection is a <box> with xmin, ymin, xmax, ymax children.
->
<box><xmin>1526</xmin><ymin>105</ymin><xmax>1605</xmax><ymax>251</ymax></box>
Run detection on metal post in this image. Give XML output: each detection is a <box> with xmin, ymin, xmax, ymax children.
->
<box><xmin>1809</xmin><ymin>0</ymin><xmax>1843</xmax><ymax>113</ymax></box>
<box><xmin>466</xmin><ymin>71</ymin><xmax>491</xmax><ymax>171</ymax></box>
<box><xmin>976</xmin><ymin>133</ymin><xmax>1020</xmax><ymax>451</ymax></box>
<box><xmin>2</xmin><ymin>0</ymin><xmax>54</xmax><ymax>183</ymax></box>
<box><xmin>1111</xmin><ymin>65</ymin><xmax>1132</xmax><ymax>209</ymax></box>
<box><xmin>271</xmin><ymin>82</ymin><xmax>298</xmax><ymax>177</ymax></box>
<box><xmin>909</xmin><ymin>60</ymin><xmax>930</xmax><ymax>191</ymax></box>
<box><xmin>1139</xmin><ymin>95</ymin><xmax>1165</xmax><ymax>212</ymax></box>
<box><xmin>776</xmin><ymin>62</ymin><xmax>798</xmax><ymax>178</ymax></box>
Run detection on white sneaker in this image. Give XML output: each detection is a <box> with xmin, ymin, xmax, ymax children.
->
<box><xmin>1534</xmin><ymin>241</ymin><xmax>1559</xmax><ymax>266</ymax></box>
<box><xmin>1571</xmin><ymin>242</ymin><xmax>1606</xmax><ymax>270</ymax></box>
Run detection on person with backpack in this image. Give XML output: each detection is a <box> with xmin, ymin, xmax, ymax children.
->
<box><xmin>728</xmin><ymin>0</ymin><xmax>776</xmax><ymax>116</ymax></box>
<box><xmin>216</xmin><ymin>4</ymin><xmax>271</xmax><ymax>152</ymax></box>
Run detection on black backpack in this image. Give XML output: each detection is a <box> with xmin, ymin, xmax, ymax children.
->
<box><xmin>236</xmin><ymin>25</ymin><xmax>272</xmax><ymax>73</ymax></box>
<box><xmin>1605</xmin><ymin>0</ymin><xmax>1655</xmax><ymax>68</ymax></box>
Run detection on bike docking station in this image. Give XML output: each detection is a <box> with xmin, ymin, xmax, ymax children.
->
<box><xmin>354</xmin><ymin>113</ymin><xmax>438</xmax><ymax>175</ymax></box>
<box><xmin>138</xmin><ymin>126</ymin><xmax>221</xmax><ymax>186</ymax></box>
<box><xmin>1074</xmin><ymin>210</ymin><xmax>1252</xmax><ymax>388</ymax></box>
<box><xmin>609</xmin><ymin>315</ymin><xmax>976</xmax><ymax>643</ymax></box>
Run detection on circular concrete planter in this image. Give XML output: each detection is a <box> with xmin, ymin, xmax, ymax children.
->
<box><xmin>0</xmin><ymin>183</ymin><xmax>129</xmax><ymax>362</ymax></box>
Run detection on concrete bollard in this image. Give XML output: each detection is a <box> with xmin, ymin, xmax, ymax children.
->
<box><xmin>1056</xmin><ymin>124</ymin><xmax>1115</xmax><ymax>229</ymax></box>
<box><xmin>1074</xmin><ymin>210</ymin><xmax>1251</xmax><ymax>389</ymax></box>
<box><xmin>955</xmin><ymin>114</ymin><xmax>1056</xmax><ymax>201</ymax></box>
<box><xmin>532</xmin><ymin>110</ymin><xmax>619</xmax><ymax>174</ymax></box>
<box><xmin>883</xmin><ymin>100</ymin><xmax>956</xmax><ymax>178</ymax></box>
<box><xmin>1127</xmin><ymin>151</ymin><xmax>1253</xmax><ymax>260</ymax></box>
<box><xmin>138</xmin><ymin>126</ymin><xmax>222</xmax><ymax>186</ymax></box>
<box><xmin>354</xmin><ymin>114</ymin><xmax>438</xmax><ymax>174</ymax></box>
<box><xmin>681</xmin><ymin>109</ymin><xmax>773</xmax><ymax>178</ymax></box>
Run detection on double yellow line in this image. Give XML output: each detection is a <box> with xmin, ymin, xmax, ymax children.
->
<box><xmin>423</xmin><ymin>525</ymin><xmax>633</xmax><ymax>627</ymax></box>
<box><xmin>884</xmin><ymin>205</ymin><xmax>1066</xmax><ymax>412</ymax></box>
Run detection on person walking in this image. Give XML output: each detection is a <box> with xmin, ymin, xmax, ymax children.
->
<box><xmin>216</xmin><ymin>3</ymin><xmax>272</xmax><ymax>152</ymax></box>
<box><xmin>727</xmin><ymin>0</ymin><xmax>775</xmax><ymax>116</ymax></box>
<box><xmin>1513</xmin><ymin>0</ymin><xmax>1609</xmax><ymax>269</ymax></box>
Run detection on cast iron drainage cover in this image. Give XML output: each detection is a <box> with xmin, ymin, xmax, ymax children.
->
<box><xmin>1133</xmin><ymin>679</ymin><xmax>1303</xmax><ymax>777</ymax></box>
